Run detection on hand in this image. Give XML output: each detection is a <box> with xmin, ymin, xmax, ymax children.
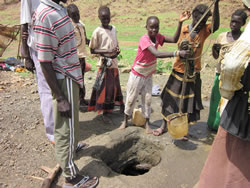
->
<box><xmin>22</xmin><ymin>31</ymin><xmax>29</xmax><ymax>40</ymax></box>
<box><xmin>110</xmin><ymin>47</ymin><xmax>118</xmax><ymax>54</ymax></box>
<box><xmin>212</xmin><ymin>43</ymin><xmax>221</xmax><ymax>51</ymax></box>
<box><xmin>212</xmin><ymin>43</ymin><xmax>221</xmax><ymax>59</ymax></box>
<box><xmin>115</xmin><ymin>47</ymin><xmax>120</xmax><ymax>55</ymax></box>
<box><xmin>179</xmin><ymin>50</ymin><xmax>191</xmax><ymax>58</ymax></box>
<box><xmin>24</xmin><ymin>58</ymin><xmax>35</xmax><ymax>73</ymax></box>
<box><xmin>179</xmin><ymin>11</ymin><xmax>191</xmax><ymax>23</ymax></box>
<box><xmin>57</xmin><ymin>98</ymin><xmax>71</xmax><ymax>118</ymax></box>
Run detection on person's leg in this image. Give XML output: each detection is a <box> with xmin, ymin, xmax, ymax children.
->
<box><xmin>53</xmin><ymin>78</ymin><xmax>80</xmax><ymax>179</ymax></box>
<box><xmin>153</xmin><ymin>119</ymin><xmax>167</xmax><ymax>136</ymax></box>
<box><xmin>54</xmin><ymin>78</ymin><xmax>98</xmax><ymax>187</ymax></box>
<box><xmin>30</xmin><ymin>49</ymin><xmax>54</xmax><ymax>143</ymax></box>
<box><xmin>141</xmin><ymin>76</ymin><xmax>152</xmax><ymax>133</ymax></box>
<box><xmin>119</xmin><ymin>73</ymin><xmax>142</xmax><ymax>129</ymax></box>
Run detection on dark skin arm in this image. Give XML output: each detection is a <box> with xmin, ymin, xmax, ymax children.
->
<box><xmin>90</xmin><ymin>47</ymin><xmax>120</xmax><ymax>58</ymax></box>
<box><xmin>164</xmin><ymin>11</ymin><xmax>191</xmax><ymax>43</ymax></box>
<box><xmin>210</xmin><ymin>0</ymin><xmax>220</xmax><ymax>33</ymax></box>
<box><xmin>147</xmin><ymin>45</ymin><xmax>190</xmax><ymax>58</ymax></box>
<box><xmin>82</xmin><ymin>25</ymin><xmax>90</xmax><ymax>45</ymax></box>
<box><xmin>84</xmin><ymin>31</ymin><xmax>90</xmax><ymax>45</ymax></box>
<box><xmin>40</xmin><ymin>62</ymin><xmax>71</xmax><ymax>118</ymax></box>
<box><xmin>21</xmin><ymin>24</ymin><xmax>34</xmax><ymax>72</ymax></box>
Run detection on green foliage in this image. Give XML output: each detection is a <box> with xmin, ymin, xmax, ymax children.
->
<box><xmin>0</xmin><ymin>0</ymin><xmax>240</xmax><ymax>73</ymax></box>
<box><xmin>156</xmin><ymin>60</ymin><xmax>172</xmax><ymax>73</ymax></box>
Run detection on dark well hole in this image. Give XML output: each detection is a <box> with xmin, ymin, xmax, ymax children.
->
<box><xmin>101</xmin><ymin>137</ymin><xmax>162</xmax><ymax>176</ymax></box>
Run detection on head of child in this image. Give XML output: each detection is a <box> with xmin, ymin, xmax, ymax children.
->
<box><xmin>146</xmin><ymin>16</ymin><xmax>160</xmax><ymax>40</ymax></box>
<box><xmin>98</xmin><ymin>6</ymin><xmax>111</xmax><ymax>29</ymax></box>
<box><xmin>230</xmin><ymin>9</ymin><xmax>247</xmax><ymax>33</ymax></box>
<box><xmin>67</xmin><ymin>4</ymin><xmax>80</xmax><ymax>23</ymax></box>
<box><xmin>192</xmin><ymin>4</ymin><xmax>212</xmax><ymax>32</ymax></box>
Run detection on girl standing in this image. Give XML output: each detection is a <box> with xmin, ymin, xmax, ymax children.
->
<box><xmin>159</xmin><ymin>1</ymin><xmax>220</xmax><ymax>138</ymax></box>
<box><xmin>119</xmin><ymin>13</ymin><xmax>191</xmax><ymax>133</ymax></box>
<box><xmin>88</xmin><ymin>6</ymin><xmax>124</xmax><ymax>123</ymax></box>
<box><xmin>207</xmin><ymin>9</ymin><xmax>247</xmax><ymax>131</ymax></box>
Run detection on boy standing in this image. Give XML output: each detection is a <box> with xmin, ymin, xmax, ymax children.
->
<box><xmin>67</xmin><ymin>4</ymin><xmax>90</xmax><ymax>107</ymax></box>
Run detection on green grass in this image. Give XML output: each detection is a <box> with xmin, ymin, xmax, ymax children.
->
<box><xmin>0</xmin><ymin>0</ymin><xmax>241</xmax><ymax>73</ymax></box>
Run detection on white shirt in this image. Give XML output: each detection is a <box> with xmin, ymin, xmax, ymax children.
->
<box><xmin>220</xmin><ymin>21</ymin><xmax>250</xmax><ymax>100</ymax></box>
<box><xmin>20</xmin><ymin>0</ymin><xmax>40</xmax><ymax>50</ymax></box>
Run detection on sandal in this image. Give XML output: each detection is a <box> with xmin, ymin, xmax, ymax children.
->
<box><xmin>76</xmin><ymin>142</ymin><xmax>89</xmax><ymax>153</ymax></box>
<box><xmin>63</xmin><ymin>176</ymin><xmax>99</xmax><ymax>188</ymax></box>
<box><xmin>181</xmin><ymin>136</ymin><xmax>189</xmax><ymax>141</ymax></box>
<box><xmin>152</xmin><ymin>128</ymin><xmax>164</xmax><ymax>136</ymax></box>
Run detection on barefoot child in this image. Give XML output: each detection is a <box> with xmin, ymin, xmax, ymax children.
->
<box><xmin>119</xmin><ymin>13</ymin><xmax>191</xmax><ymax>133</ymax></box>
<box><xmin>67</xmin><ymin>4</ymin><xmax>90</xmax><ymax>107</ymax></box>
<box><xmin>160</xmin><ymin>1</ymin><xmax>220</xmax><ymax>138</ymax></box>
<box><xmin>88</xmin><ymin>6</ymin><xmax>124</xmax><ymax>123</ymax></box>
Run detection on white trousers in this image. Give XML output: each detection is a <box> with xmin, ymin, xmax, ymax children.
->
<box><xmin>124</xmin><ymin>72</ymin><xmax>152</xmax><ymax>118</ymax></box>
<box><xmin>30</xmin><ymin>48</ymin><xmax>54</xmax><ymax>142</ymax></box>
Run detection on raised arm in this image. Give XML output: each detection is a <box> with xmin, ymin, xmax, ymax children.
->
<box><xmin>164</xmin><ymin>11</ymin><xmax>191</xmax><ymax>43</ymax></box>
<box><xmin>210</xmin><ymin>0</ymin><xmax>220</xmax><ymax>33</ymax></box>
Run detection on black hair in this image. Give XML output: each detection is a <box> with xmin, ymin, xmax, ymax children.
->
<box><xmin>232</xmin><ymin>9</ymin><xmax>248</xmax><ymax>25</ymax></box>
<box><xmin>67</xmin><ymin>4</ymin><xmax>79</xmax><ymax>16</ymax></box>
<box><xmin>146</xmin><ymin>16</ymin><xmax>159</xmax><ymax>25</ymax></box>
<box><xmin>192</xmin><ymin>4</ymin><xmax>212</xmax><ymax>18</ymax></box>
<box><xmin>98</xmin><ymin>6</ymin><xmax>110</xmax><ymax>15</ymax></box>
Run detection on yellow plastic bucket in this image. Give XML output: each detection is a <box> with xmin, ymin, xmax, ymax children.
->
<box><xmin>167</xmin><ymin>113</ymin><xmax>188</xmax><ymax>138</ymax></box>
<box><xmin>132</xmin><ymin>108</ymin><xmax>146</xmax><ymax>127</ymax></box>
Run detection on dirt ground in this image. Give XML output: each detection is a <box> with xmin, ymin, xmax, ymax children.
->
<box><xmin>0</xmin><ymin>0</ymin><xmax>245</xmax><ymax>187</ymax></box>
<box><xmin>0</xmin><ymin>57</ymin><xmax>215</xmax><ymax>188</ymax></box>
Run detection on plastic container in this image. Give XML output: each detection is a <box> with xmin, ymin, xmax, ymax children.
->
<box><xmin>167</xmin><ymin>113</ymin><xmax>188</xmax><ymax>138</ymax></box>
<box><xmin>132</xmin><ymin>108</ymin><xmax>146</xmax><ymax>127</ymax></box>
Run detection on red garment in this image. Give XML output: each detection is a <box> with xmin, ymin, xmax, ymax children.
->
<box><xmin>131</xmin><ymin>33</ymin><xmax>165</xmax><ymax>77</ymax></box>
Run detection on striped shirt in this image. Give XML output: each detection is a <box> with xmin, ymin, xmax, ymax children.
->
<box><xmin>33</xmin><ymin>0</ymin><xmax>83</xmax><ymax>86</ymax></box>
<box><xmin>132</xmin><ymin>33</ymin><xmax>165</xmax><ymax>78</ymax></box>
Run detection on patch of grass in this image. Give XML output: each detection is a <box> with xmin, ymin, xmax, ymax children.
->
<box><xmin>157</xmin><ymin>60</ymin><xmax>173</xmax><ymax>73</ymax></box>
<box><xmin>1</xmin><ymin>0</ymin><xmax>242</xmax><ymax>74</ymax></box>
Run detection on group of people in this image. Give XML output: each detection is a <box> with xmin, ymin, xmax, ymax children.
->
<box><xmin>20</xmin><ymin>0</ymin><xmax>249</xmax><ymax>187</ymax></box>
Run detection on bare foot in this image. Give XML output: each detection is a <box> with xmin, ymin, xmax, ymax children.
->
<box><xmin>145</xmin><ymin>127</ymin><xmax>153</xmax><ymax>134</ymax></box>
<box><xmin>152</xmin><ymin>128</ymin><xmax>164</xmax><ymax>136</ymax></box>
<box><xmin>118</xmin><ymin>121</ymin><xmax>127</xmax><ymax>130</ymax></box>
<box><xmin>144</xmin><ymin>119</ymin><xmax>153</xmax><ymax>134</ymax></box>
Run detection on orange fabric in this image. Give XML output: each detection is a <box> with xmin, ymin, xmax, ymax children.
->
<box><xmin>88</xmin><ymin>68</ymin><xmax>123</xmax><ymax>114</ymax></box>
<box><xmin>173</xmin><ymin>24</ymin><xmax>211</xmax><ymax>73</ymax></box>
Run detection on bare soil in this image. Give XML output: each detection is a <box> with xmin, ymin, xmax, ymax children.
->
<box><xmin>0</xmin><ymin>0</ymin><xmax>245</xmax><ymax>187</ymax></box>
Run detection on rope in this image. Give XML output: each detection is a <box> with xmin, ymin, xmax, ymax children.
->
<box><xmin>184</xmin><ymin>0</ymin><xmax>216</xmax><ymax>61</ymax></box>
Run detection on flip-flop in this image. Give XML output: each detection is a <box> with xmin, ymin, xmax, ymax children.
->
<box><xmin>76</xmin><ymin>142</ymin><xmax>89</xmax><ymax>153</ymax></box>
<box><xmin>63</xmin><ymin>176</ymin><xmax>99</xmax><ymax>188</ymax></box>
<box><xmin>81</xmin><ymin>177</ymin><xmax>99</xmax><ymax>188</ymax></box>
<box><xmin>152</xmin><ymin>128</ymin><xmax>164</xmax><ymax>136</ymax></box>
